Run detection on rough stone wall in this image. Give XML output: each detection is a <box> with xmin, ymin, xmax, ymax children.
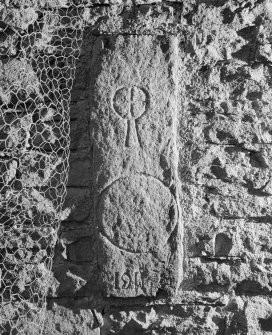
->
<box><xmin>0</xmin><ymin>1</ymin><xmax>84</xmax><ymax>334</ymax></box>
<box><xmin>2</xmin><ymin>0</ymin><xmax>272</xmax><ymax>334</ymax></box>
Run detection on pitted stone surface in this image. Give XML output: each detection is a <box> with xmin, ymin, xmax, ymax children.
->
<box><xmin>97</xmin><ymin>173</ymin><xmax>180</xmax><ymax>297</ymax></box>
<box><xmin>98</xmin><ymin>174</ymin><xmax>177</xmax><ymax>253</ymax></box>
<box><xmin>4</xmin><ymin>0</ymin><xmax>272</xmax><ymax>334</ymax></box>
<box><xmin>89</xmin><ymin>34</ymin><xmax>183</xmax><ymax>297</ymax></box>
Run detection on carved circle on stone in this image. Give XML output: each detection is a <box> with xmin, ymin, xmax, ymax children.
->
<box><xmin>98</xmin><ymin>174</ymin><xmax>177</xmax><ymax>253</ymax></box>
<box><xmin>112</xmin><ymin>86</ymin><xmax>149</xmax><ymax>147</ymax></box>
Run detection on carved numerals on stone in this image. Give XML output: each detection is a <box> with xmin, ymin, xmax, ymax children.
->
<box><xmin>115</xmin><ymin>272</ymin><xmax>143</xmax><ymax>291</ymax></box>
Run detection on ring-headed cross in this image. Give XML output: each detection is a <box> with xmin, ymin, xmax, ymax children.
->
<box><xmin>113</xmin><ymin>86</ymin><xmax>148</xmax><ymax>147</ymax></box>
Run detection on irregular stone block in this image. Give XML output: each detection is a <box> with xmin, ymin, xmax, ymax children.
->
<box><xmin>43</xmin><ymin>301</ymin><xmax>101</xmax><ymax>335</ymax></box>
<box><xmin>86</xmin><ymin>3</ymin><xmax>187</xmax><ymax>36</ymax></box>
<box><xmin>89</xmin><ymin>35</ymin><xmax>183</xmax><ymax>297</ymax></box>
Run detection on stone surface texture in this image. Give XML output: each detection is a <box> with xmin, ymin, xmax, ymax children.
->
<box><xmin>2</xmin><ymin>0</ymin><xmax>272</xmax><ymax>334</ymax></box>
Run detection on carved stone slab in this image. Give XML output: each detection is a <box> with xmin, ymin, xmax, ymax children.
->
<box><xmin>89</xmin><ymin>35</ymin><xmax>183</xmax><ymax>297</ymax></box>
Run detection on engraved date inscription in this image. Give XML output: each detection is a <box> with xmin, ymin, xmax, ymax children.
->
<box><xmin>114</xmin><ymin>271</ymin><xmax>143</xmax><ymax>290</ymax></box>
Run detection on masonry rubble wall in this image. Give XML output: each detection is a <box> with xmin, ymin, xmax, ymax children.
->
<box><xmin>2</xmin><ymin>1</ymin><xmax>272</xmax><ymax>334</ymax></box>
